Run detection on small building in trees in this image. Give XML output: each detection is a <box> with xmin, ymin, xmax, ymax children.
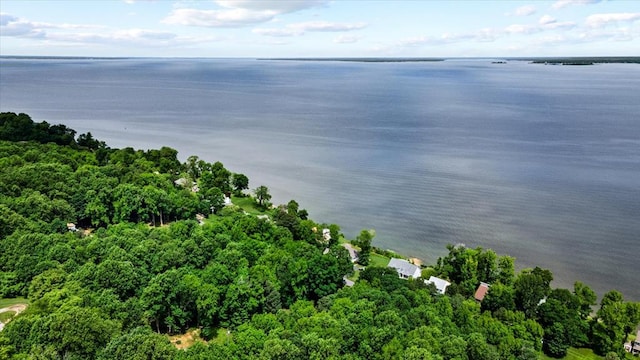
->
<box><xmin>342</xmin><ymin>243</ymin><xmax>358</xmax><ymax>263</ymax></box>
<box><xmin>174</xmin><ymin>177</ymin><xmax>199</xmax><ymax>192</ymax></box>
<box><xmin>624</xmin><ymin>329</ymin><xmax>640</xmax><ymax>354</ymax></box>
<box><xmin>474</xmin><ymin>282</ymin><xmax>490</xmax><ymax>301</ymax></box>
<box><xmin>425</xmin><ymin>276</ymin><xmax>451</xmax><ymax>294</ymax></box>
<box><xmin>388</xmin><ymin>258</ymin><xmax>421</xmax><ymax>279</ymax></box>
<box><xmin>322</xmin><ymin>228</ymin><xmax>331</xmax><ymax>243</ymax></box>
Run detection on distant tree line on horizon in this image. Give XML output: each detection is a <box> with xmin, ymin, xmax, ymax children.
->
<box><xmin>0</xmin><ymin>112</ymin><xmax>638</xmax><ymax>360</ymax></box>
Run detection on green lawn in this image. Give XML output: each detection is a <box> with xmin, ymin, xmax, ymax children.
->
<box><xmin>370</xmin><ymin>252</ymin><xmax>391</xmax><ymax>268</ymax></box>
<box><xmin>210</xmin><ymin>328</ymin><xmax>232</xmax><ymax>345</ymax></box>
<box><xmin>346</xmin><ymin>271</ymin><xmax>359</xmax><ymax>282</ymax></box>
<box><xmin>230</xmin><ymin>196</ymin><xmax>267</xmax><ymax>215</ymax></box>
<box><xmin>0</xmin><ymin>297</ymin><xmax>27</xmax><ymax>308</ymax></box>
<box><xmin>539</xmin><ymin>348</ymin><xmax>603</xmax><ymax>360</ymax></box>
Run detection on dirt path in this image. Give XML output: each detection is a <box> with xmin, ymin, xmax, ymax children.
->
<box><xmin>0</xmin><ymin>304</ymin><xmax>28</xmax><ymax>332</ymax></box>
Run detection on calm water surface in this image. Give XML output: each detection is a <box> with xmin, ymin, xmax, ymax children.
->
<box><xmin>1</xmin><ymin>58</ymin><xmax>638</xmax><ymax>301</ymax></box>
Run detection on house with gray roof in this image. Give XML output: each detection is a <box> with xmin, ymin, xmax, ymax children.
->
<box><xmin>342</xmin><ymin>243</ymin><xmax>359</xmax><ymax>263</ymax></box>
<box><xmin>387</xmin><ymin>258</ymin><xmax>421</xmax><ymax>279</ymax></box>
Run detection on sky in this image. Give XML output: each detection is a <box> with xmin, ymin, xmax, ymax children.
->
<box><xmin>1</xmin><ymin>0</ymin><xmax>639</xmax><ymax>58</ymax></box>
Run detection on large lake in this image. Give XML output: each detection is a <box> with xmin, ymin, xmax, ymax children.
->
<box><xmin>1</xmin><ymin>58</ymin><xmax>638</xmax><ymax>301</ymax></box>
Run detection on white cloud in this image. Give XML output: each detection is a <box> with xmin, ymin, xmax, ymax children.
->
<box><xmin>290</xmin><ymin>21</ymin><xmax>366</xmax><ymax>32</ymax></box>
<box><xmin>123</xmin><ymin>0</ymin><xmax>151</xmax><ymax>4</ymax></box>
<box><xmin>398</xmin><ymin>30</ymin><xmax>492</xmax><ymax>47</ymax></box>
<box><xmin>163</xmin><ymin>1</ymin><xmax>328</xmax><ymax>28</ymax></box>
<box><xmin>253</xmin><ymin>27</ymin><xmax>301</xmax><ymax>37</ymax></box>
<box><xmin>534</xmin><ymin>25</ymin><xmax>636</xmax><ymax>47</ymax></box>
<box><xmin>542</xmin><ymin>20</ymin><xmax>576</xmax><ymax>30</ymax></box>
<box><xmin>0</xmin><ymin>13</ymin><xmax>18</xmax><ymax>26</ymax></box>
<box><xmin>586</xmin><ymin>13</ymin><xmax>640</xmax><ymax>28</ymax></box>
<box><xmin>475</xmin><ymin>28</ymin><xmax>500</xmax><ymax>42</ymax></box>
<box><xmin>527</xmin><ymin>18</ymin><xmax>638</xmax><ymax>48</ymax></box>
<box><xmin>0</xmin><ymin>13</ymin><xmax>216</xmax><ymax>48</ymax></box>
<box><xmin>534</xmin><ymin>34</ymin><xmax>569</xmax><ymax>45</ymax></box>
<box><xmin>504</xmin><ymin>24</ymin><xmax>539</xmax><ymax>34</ymax></box>
<box><xmin>399</xmin><ymin>36</ymin><xmax>431</xmax><ymax>47</ymax></box>
<box><xmin>579</xmin><ymin>27</ymin><xmax>635</xmax><ymax>42</ymax></box>
<box><xmin>504</xmin><ymin>16</ymin><xmax>575</xmax><ymax>35</ymax></box>
<box><xmin>163</xmin><ymin>8</ymin><xmax>275</xmax><ymax>27</ymax></box>
<box><xmin>0</xmin><ymin>16</ymin><xmax>43</xmax><ymax>38</ymax></box>
<box><xmin>539</xmin><ymin>15</ymin><xmax>556</xmax><ymax>25</ymax></box>
<box><xmin>254</xmin><ymin>21</ymin><xmax>367</xmax><ymax>37</ymax></box>
<box><xmin>552</xmin><ymin>0</ymin><xmax>601</xmax><ymax>10</ymax></box>
<box><xmin>215</xmin><ymin>0</ymin><xmax>327</xmax><ymax>14</ymax></box>
<box><xmin>334</xmin><ymin>34</ymin><xmax>362</xmax><ymax>44</ymax></box>
<box><xmin>1</xmin><ymin>13</ymin><xmax>102</xmax><ymax>38</ymax></box>
<box><xmin>394</xmin><ymin>15</ymin><xmax>581</xmax><ymax>50</ymax></box>
<box><xmin>510</xmin><ymin>5</ymin><xmax>537</xmax><ymax>17</ymax></box>
<box><xmin>48</xmin><ymin>28</ymin><xmax>218</xmax><ymax>48</ymax></box>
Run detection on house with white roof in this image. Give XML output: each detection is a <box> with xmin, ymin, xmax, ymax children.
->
<box><xmin>425</xmin><ymin>276</ymin><xmax>451</xmax><ymax>294</ymax></box>
<box><xmin>387</xmin><ymin>258</ymin><xmax>421</xmax><ymax>279</ymax></box>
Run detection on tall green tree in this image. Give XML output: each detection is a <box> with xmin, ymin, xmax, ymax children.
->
<box><xmin>112</xmin><ymin>183</ymin><xmax>145</xmax><ymax>223</ymax></box>
<box><xmin>254</xmin><ymin>185</ymin><xmax>271</xmax><ymax>207</ymax></box>
<box><xmin>232</xmin><ymin>173</ymin><xmax>249</xmax><ymax>195</ymax></box>
<box><xmin>592</xmin><ymin>290</ymin><xmax>627</xmax><ymax>356</ymax></box>
<box><xmin>200</xmin><ymin>186</ymin><xmax>225</xmax><ymax>214</ymax></box>
<box><xmin>514</xmin><ymin>267</ymin><xmax>553</xmax><ymax>318</ymax></box>
<box><xmin>353</xmin><ymin>229</ymin><xmax>374</xmax><ymax>266</ymax></box>
<box><xmin>140</xmin><ymin>269</ymin><xmax>197</xmax><ymax>334</ymax></box>
<box><xmin>573</xmin><ymin>281</ymin><xmax>597</xmax><ymax>319</ymax></box>
<box><xmin>496</xmin><ymin>255</ymin><xmax>515</xmax><ymax>286</ymax></box>
<box><xmin>482</xmin><ymin>282</ymin><xmax>515</xmax><ymax>313</ymax></box>
<box><xmin>143</xmin><ymin>185</ymin><xmax>169</xmax><ymax>226</ymax></box>
<box><xmin>98</xmin><ymin>327</ymin><xmax>176</xmax><ymax>360</ymax></box>
<box><xmin>32</xmin><ymin>306</ymin><xmax>119</xmax><ymax>359</ymax></box>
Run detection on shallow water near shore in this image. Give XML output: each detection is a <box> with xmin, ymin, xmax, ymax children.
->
<box><xmin>1</xmin><ymin>58</ymin><xmax>639</xmax><ymax>301</ymax></box>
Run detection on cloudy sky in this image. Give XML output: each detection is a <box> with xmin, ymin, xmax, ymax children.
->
<box><xmin>1</xmin><ymin>0</ymin><xmax>638</xmax><ymax>57</ymax></box>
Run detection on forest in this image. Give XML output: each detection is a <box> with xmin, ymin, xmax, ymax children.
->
<box><xmin>0</xmin><ymin>112</ymin><xmax>639</xmax><ymax>360</ymax></box>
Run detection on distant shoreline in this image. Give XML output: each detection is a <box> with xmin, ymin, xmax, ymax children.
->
<box><xmin>261</xmin><ymin>56</ymin><xmax>640</xmax><ymax>64</ymax></box>
<box><xmin>2</xmin><ymin>55</ymin><xmax>639</xmax><ymax>64</ymax></box>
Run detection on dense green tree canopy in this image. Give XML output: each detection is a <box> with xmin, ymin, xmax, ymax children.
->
<box><xmin>1</xmin><ymin>113</ymin><xmax>638</xmax><ymax>360</ymax></box>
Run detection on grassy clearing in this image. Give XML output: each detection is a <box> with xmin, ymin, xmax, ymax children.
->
<box><xmin>168</xmin><ymin>328</ymin><xmax>204</xmax><ymax>350</ymax></box>
<box><xmin>0</xmin><ymin>297</ymin><xmax>28</xmax><ymax>308</ymax></box>
<box><xmin>210</xmin><ymin>328</ymin><xmax>232</xmax><ymax>345</ymax></box>
<box><xmin>346</xmin><ymin>273</ymin><xmax>359</xmax><ymax>282</ymax></box>
<box><xmin>231</xmin><ymin>196</ymin><xmax>267</xmax><ymax>215</ymax></box>
<box><xmin>370</xmin><ymin>253</ymin><xmax>391</xmax><ymax>268</ymax></box>
<box><xmin>539</xmin><ymin>348</ymin><xmax>603</xmax><ymax>360</ymax></box>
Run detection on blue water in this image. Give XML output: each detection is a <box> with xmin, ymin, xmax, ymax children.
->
<box><xmin>1</xmin><ymin>58</ymin><xmax>639</xmax><ymax>301</ymax></box>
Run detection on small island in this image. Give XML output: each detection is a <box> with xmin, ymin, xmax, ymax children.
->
<box><xmin>1</xmin><ymin>112</ymin><xmax>638</xmax><ymax>360</ymax></box>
